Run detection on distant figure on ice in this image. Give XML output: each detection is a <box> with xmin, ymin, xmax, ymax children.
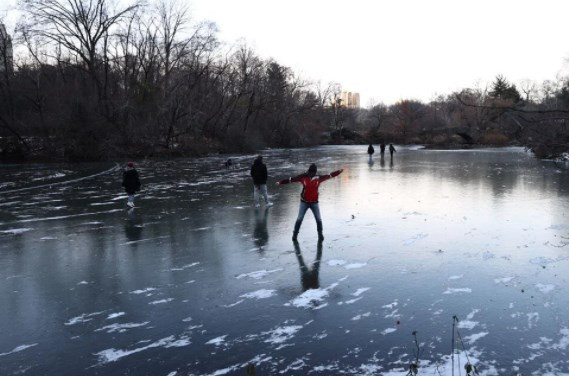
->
<box><xmin>224</xmin><ymin>158</ymin><xmax>233</xmax><ymax>168</ymax></box>
<box><xmin>293</xmin><ymin>240</ymin><xmax>323</xmax><ymax>291</ymax></box>
<box><xmin>389</xmin><ymin>143</ymin><xmax>396</xmax><ymax>159</ymax></box>
<box><xmin>380</xmin><ymin>142</ymin><xmax>386</xmax><ymax>157</ymax></box>
<box><xmin>277</xmin><ymin>164</ymin><xmax>343</xmax><ymax>241</ymax></box>
<box><xmin>367</xmin><ymin>143</ymin><xmax>375</xmax><ymax>163</ymax></box>
<box><xmin>250</xmin><ymin>155</ymin><xmax>273</xmax><ymax>208</ymax></box>
<box><xmin>122</xmin><ymin>162</ymin><xmax>141</xmax><ymax>208</ymax></box>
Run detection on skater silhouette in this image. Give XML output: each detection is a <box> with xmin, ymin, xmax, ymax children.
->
<box><xmin>389</xmin><ymin>143</ymin><xmax>396</xmax><ymax>160</ymax></box>
<box><xmin>367</xmin><ymin>143</ymin><xmax>375</xmax><ymax>163</ymax></box>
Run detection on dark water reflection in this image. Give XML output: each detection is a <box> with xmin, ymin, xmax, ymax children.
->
<box><xmin>1</xmin><ymin>146</ymin><xmax>569</xmax><ymax>375</ymax></box>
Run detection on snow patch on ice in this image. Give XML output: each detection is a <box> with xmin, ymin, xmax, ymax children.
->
<box><xmin>466</xmin><ymin>309</ymin><xmax>480</xmax><ymax>320</ymax></box>
<box><xmin>130</xmin><ymin>288</ymin><xmax>157</xmax><ymax>294</ymax></box>
<box><xmin>106</xmin><ymin>312</ymin><xmax>126</xmax><ymax>320</ymax></box>
<box><xmin>552</xmin><ymin>328</ymin><xmax>569</xmax><ymax>350</ymax></box>
<box><xmin>351</xmin><ymin>312</ymin><xmax>371</xmax><ymax>321</ymax></box>
<box><xmin>448</xmin><ymin>275</ymin><xmax>463</xmax><ymax>280</ymax></box>
<box><xmin>382</xmin><ymin>301</ymin><xmax>398</xmax><ymax>309</ymax></box>
<box><xmin>494</xmin><ymin>277</ymin><xmax>513</xmax><ymax>284</ymax></box>
<box><xmin>536</xmin><ymin>283</ymin><xmax>555</xmax><ymax>294</ymax></box>
<box><xmin>65</xmin><ymin>311</ymin><xmax>105</xmax><ymax>325</ymax></box>
<box><xmin>240</xmin><ymin>289</ymin><xmax>276</xmax><ymax>299</ymax></box>
<box><xmin>206</xmin><ymin>335</ymin><xmax>227</xmax><ymax>346</ymax></box>
<box><xmin>0</xmin><ymin>228</ymin><xmax>33</xmax><ymax>235</ymax></box>
<box><xmin>443</xmin><ymin>288</ymin><xmax>472</xmax><ymax>294</ymax></box>
<box><xmin>527</xmin><ymin>312</ymin><xmax>539</xmax><ymax>328</ymax></box>
<box><xmin>457</xmin><ymin>320</ymin><xmax>478</xmax><ymax>330</ymax></box>
<box><xmin>95</xmin><ymin>335</ymin><xmax>191</xmax><ymax>364</ymax></box>
<box><xmin>464</xmin><ymin>332</ymin><xmax>488</xmax><ymax>344</ymax></box>
<box><xmin>345</xmin><ymin>262</ymin><xmax>367</xmax><ymax>269</ymax></box>
<box><xmin>262</xmin><ymin>325</ymin><xmax>303</xmax><ymax>345</ymax></box>
<box><xmin>285</xmin><ymin>283</ymin><xmax>338</xmax><ymax>309</ymax></box>
<box><xmin>223</xmin><ymin>300</ymin><xmax>244</xmax><ymax>308</ymax></box>
<box><xmin>340</xmin><ymin>297</ymin><xmax>362</xmax><ymax>305</ymax></box>
<box><xmin>0</xmin><ymin>343</ymin><xmax>38</xmax><ymax>357</ymax></box>
<box><xmin>327</xmin><ymin>259</ymin><xmax>347</xmax><ymax>266</ymax></box>
<box><xmin>149</xmin><ymin>298</ymin><xmax>174</xmax><ymax>305</ymax></box>
<box><xmin>95</xmin><ymin>322</ymin><xmax>149</xmax><ymax>333</ymax></box>
<box><xmin>381</xmin><ymin>328</ymin><xmax>397</xmax><ymax>335</ymax></box>
<box><xmin>171</xmin><ymin>262</ymin><xmax>200</xmax><ymax>271</ymax></box>
<box><xmin>352</xmin><ymin>288</ymin><xmax>370</xmax><ymax>296</ymax></box>
<box><xmin>236</xmin><ymin>269</ymin><xmax>282</xmax><ymax>280</ymax></box>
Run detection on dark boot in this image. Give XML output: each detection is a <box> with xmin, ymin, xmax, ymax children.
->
<box><xmin>316</xmin><ymin>220</ymin><xmax>324</xmax><ymax>241</ymax></box>
<box><xmin>292</xmin><ymin>232</ymin><xmax>298</xmax><ymax>241</ymax></box>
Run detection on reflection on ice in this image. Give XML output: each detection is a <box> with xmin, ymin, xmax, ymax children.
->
<box><xmin>2</xmin><ymin>146</ymin><xmax>569</xmax><ymax>374</ymax></box>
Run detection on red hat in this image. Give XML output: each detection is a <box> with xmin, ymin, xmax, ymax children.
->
<box><xmin>127</xmin><ymin>162</ymin><xmax>134</xmax><ymax>168</ymax></box>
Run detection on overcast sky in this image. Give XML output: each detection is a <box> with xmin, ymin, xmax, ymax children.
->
<box><xmin>2</xmin><ymin>0</ymin><xmax>569</xmax><ymax>105</ymax></box>
<box><xmin>188</xmin><ymin>0</ymin><xmax>569</xmax><ymax>105</ymax></box>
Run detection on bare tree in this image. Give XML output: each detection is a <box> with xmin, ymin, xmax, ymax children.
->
<box><xmin>519</xmin><ymin>79</ymin><xmax>538</xmax><ymax>102</ymax></box>
<box><xmin>20</xmin><ymin>0</ymin><xmax>138</xmax><ymax>97</ymax></box>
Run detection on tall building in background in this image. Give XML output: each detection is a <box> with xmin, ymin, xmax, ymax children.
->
<box><xmin>0</xmin><ymin>23</ymin><xmax>14</xmax><ymax>74</ymax></box>
<box><xmin>341</xmin><ymin>91</ymin><xmax>360</xmax><ymax>109</ymax></box>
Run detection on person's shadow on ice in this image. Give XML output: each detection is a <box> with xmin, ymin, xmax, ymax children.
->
<box><xmin>293</xmin><ymin>240</ymin><xmax>323</xmax><ymax>291</ymax></box>
<box><xmin>253</xmin><ymin>207</ymin><xmax>269</xmax><ymax>250</ymax></box>
<box><xmin>125</xmin><ymin>209</ymin><xmax>143</xmax><ymax>244</ymax></box>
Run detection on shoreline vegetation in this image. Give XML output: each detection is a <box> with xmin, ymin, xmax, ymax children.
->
<box><xmin>1</xmin><ymin>1</ymin><xmax>568</xmax><ymax>163</ymax></box>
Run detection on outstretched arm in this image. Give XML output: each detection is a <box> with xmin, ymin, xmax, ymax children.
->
<box><xmin>276</xmin><ymin>174</ymin><xmax>305</xmax><ymax>185</ymax></box>
<box><xmin>318</xmin><ymin>169</ymin><xmax>343</xmax><ymax>183</ymax></box>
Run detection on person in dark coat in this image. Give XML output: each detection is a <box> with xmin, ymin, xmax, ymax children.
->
<box><xmin>389</xmin><ymin>143</ymin><xmax>396</xmax><ymax>159</ymax></box>
<box><xmin>367</xmin><ymin>144</ymin><xmax>375</xmax><ymax>163</ymax></box>
<box><xmin>122</xmin><ymin>162</ymin><xmax>141</xmax><ymax>208</ymax></box>
<box><xmin>380</xmin><ymin>143</ymin><xmax>386</xmax><ymax>157</ymax></box>
<box><xmin>250</xmin><ymin>156</ymin><xmax>273</xmax><ymax>207</ymax></box>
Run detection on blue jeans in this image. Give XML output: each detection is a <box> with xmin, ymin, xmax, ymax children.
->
<box><xmin>294</xmin><ymin>201</ymin><xmax>323</xmax><ymax>234</ymax></box>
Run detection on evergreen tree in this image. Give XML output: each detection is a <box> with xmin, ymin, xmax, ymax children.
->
<box><xmin>489</xmin><ymin>75</ymin><xmax>521</xmax><ymax>102</ymax></box>
<box><xmin>557</xmin><ymin>82</ymin><xmax>569</xmax><ymax>107</ymax></box>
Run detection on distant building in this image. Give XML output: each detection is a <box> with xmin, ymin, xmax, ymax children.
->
<box><xmin>341</xmin><ymin>91</ymin><xmax>360</xmax><ymax>109</ymax></box>
<box><xmin>0</xmin><ymin>23</ymin><xmax>14</xmax><ymax>74</ymax></box>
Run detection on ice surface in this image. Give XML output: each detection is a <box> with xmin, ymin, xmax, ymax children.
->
<box><xmin>2</xmin><ymin>146</ymin><xmax>569</xmax><ymax>374</ymax></box>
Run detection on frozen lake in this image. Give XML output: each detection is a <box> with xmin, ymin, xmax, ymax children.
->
<box><xmin>1</xmin><ymin>146</ymin><xmax>569</xmax><ymax>375</ymax></box>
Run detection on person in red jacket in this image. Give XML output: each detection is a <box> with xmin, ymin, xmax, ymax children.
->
<box><xmin>277</xmin><ymin>164</ymin><xmax>343</xmax><ymax>241</ymax></box>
